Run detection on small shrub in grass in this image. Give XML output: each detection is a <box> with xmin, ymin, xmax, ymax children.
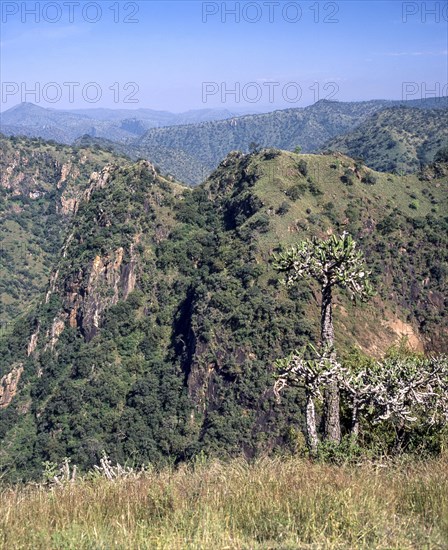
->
<box><xmin>315</xmin><ymin>435</ymin><xmax>366</xmax><ymax>465</ymax></box>
<box><xmin>308</xmin><ymin>178</ymin><xmax>323</xmax><ymax>196</ymax></box>
<box><xmin>341</xmin><ymin>171</ymin><xmax>354</xmax><ymax>186</ymax></box>
<box><xmin>262</xmin><ymin>148</ymin><xmax>281</xmax><ymax>160</ymax></box>
<box><xmin>276</xmin><ymin>201</ymin><xmax>290</xmax><ymax>215</ymax></box>
<box><xmin>286</xmin><ymin>183</ymin><xmax>306</xmax><ymax>201</ymax></box>
<box><xmin>297</xmin><ymin>159</ymin><xmax>308</xmax><ymax>177</ymax></box>
<box><xmin>362</xmin><ymin>173</ymin><xmax>377</xmax><ymax>185</ymax></box>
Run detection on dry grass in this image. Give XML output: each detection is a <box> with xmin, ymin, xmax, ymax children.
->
<box><xmin>1</xmin><ymin>456</ymin><xmax>447</xmax><ymax>549</ymax></box>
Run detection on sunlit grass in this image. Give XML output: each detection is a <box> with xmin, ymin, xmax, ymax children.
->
<box><xmin>1</xmin><ymin>456</ymin><xmax>447</xmax><ymax>549</ymax></box>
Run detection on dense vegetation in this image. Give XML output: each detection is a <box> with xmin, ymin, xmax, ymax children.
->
<box><xmin>0</xmin><ymin>134</ymin><xmax>129</xmax><ymax>326</ymax></box>
<box><xmin>3</xmin><ymin>99</ymin><xmax>446</xmax><ymax>185</ymax></box>
<box><xmin>324</xmin><ymin>106</ymin><xmax>448</xmax><ymax>173</ymax></box>
<box><xmin>0</xmin><ymin>138</ymin><xmax>446</xmax><ymax>481</ymax></box>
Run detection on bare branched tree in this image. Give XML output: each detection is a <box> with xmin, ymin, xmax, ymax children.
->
<box><xmin>342</xmin><ymin>355</ymin><xmax>448</xmax><ymax>445</ymax></box>
<box><xmin>274</xmin><ymin>346</ymin><xmax>344</xmax><ymax>452</ymax></box>
<box><xmin>274</xmin><ymin>232</ymin><xmax>373</xmax><ymax>443</ymax></box>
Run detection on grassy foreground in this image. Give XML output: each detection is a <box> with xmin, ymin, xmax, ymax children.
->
<box><xmin>1</xmin><ymin>456</ymin><xmax>447</xmax><ymax>549</ymax></box>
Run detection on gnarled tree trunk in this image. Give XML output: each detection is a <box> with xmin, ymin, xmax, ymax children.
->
<box><xmin>350</xmin><ymin>402</ymin><xmax>359</xmax><ymax>439</ymax></box>
<box><xmin>305</xmin><ymin>391</ymin><xmax>319</xmax><ymax>453</ymax></box>
<box><xmin>321</xmin><ymin>282</ymin><xmax>341</xmax><ymax>443</ymax></box>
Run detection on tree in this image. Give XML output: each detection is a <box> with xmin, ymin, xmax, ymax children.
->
<box><xmin>342</xmin><ymin>354</ymin><xmax>448</xmax><ymax>448</ymax></box>
<box><xmin>274</xmin><ymin>346</ymin><xmax>342</xmax><ymax>453</ymax></box>
<box><xmin>293</xmin><ymin>146</ymin><xmax>302</xmax><ymax>154</ymax></box>
<box><xmin>273</xmin><ymin>232</ymin><xmax>373</xmax><ymax>444</ymax></box>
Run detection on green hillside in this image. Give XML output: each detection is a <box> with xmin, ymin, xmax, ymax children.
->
<box><xmin>324</xmin><ymin>106</ymin><xmax>448</xmax><ymax>173</ymax></box>
<box><xmin>0</xmin><ymin>134</ymin><xmax>129</xmax><ymax>327</ymax></box>
<box><xmin>0</xmin><ymin>147</ymin><xmax>446</xmax><ymax>480</ymax></box>
<box><xmin>118</xmin><ymin>99</ymin><xmax>447</xmax><ymax>184</ymax></box>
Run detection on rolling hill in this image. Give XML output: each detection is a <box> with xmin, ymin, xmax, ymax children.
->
<box><xmin>0</xmin><ymin>139</ymin><xmax>446</xmax><ymax>480</ymax></box>
<box><xmin>0</xmin><ymin>103</ymin><xmax>256</xmax><ymax>145</ymax></box>
<box><xmin>2</xmin><ymin>98</ymin><xmax>447</xmax><ymax>185</ymax></box>
<box><xmin>117</xmin><ymin>97</ymin><xmax>448</xmax><ymax>184</ymax></box>
<box><xmin>323</xmin><ymin>106</ymin><xmax>448</xmax><ymax>173</ymax></box>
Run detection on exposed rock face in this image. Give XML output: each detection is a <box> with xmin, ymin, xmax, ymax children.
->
<box><xmin>77</xmin><ymin>248</ymin><xmax>126</xmax><ymax>341</ymax></box>
<box><xmin>45</xmin><ymin>245</ymin><xmax>138</xmax><ymax>345</ymax></box>
<box><xmin>83</xmin><ymin>165</ymin><xmax>115</xmax><ymax>203</ymax></box>
<box><xmin>40</xmin><ymin>164</ymin><xmax>142</xmax><ymax>347</ymax></box>
<box><xmin>27</xmin><ymin>323</ymin><xmax>40</xmax><ymax>356</ymax></box>
<box><xmin>46</xmin><ymin>314</ymin><xmax>66</xmax><ymax>350</ymax></box>
<box><xmin>0</xmin><ymin>364</ymin><xmax>24</xmax><ymax>409</ymax></box>
<box><xmin>57</xmin><ymin>161</ymin><xmax>77</xmax><ymax>188</ymax></box>
<box><xmin>59</xmin><ymin>195</ymin><xmax>78</xmax><ymax>216</ymax></box>
<box><xmin>0</xmin><ymin>149</ymin><xmax>75</xmax><ymax>199</ymax></box>
<box><xmin>382</xmin><ymin>318</ymin><xmax>424</xmax><ymax>352</ymax></box>
<box><xmin>58</xmin><ymin>246</ymin><xmax>138</xmax><ymax>344</ymax></box>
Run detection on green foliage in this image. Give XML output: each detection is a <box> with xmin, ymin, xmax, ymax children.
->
<box><xmin>297</xmin><ymin>159</ymin><xmax>308</xmax><ymax>176</ymax></box>
<box><xmin>274</xmin><ymin>232</ymin><xmax>374</xmax><ymax>301</ymax></box>
<box><xmin>315</xmin><ymin>435</ymin><xmax>365</xmax><ymax>464</ymax></box>
<box><xmin>325</xmin><ymin>106</ymin><xmax>448</xmax><ymax>173</ymax></box>
<box><xmin>286</xmin><ymin>183</ymin><xmax>306</xmax><ymax>201</ymax></box>
<box><xmin>0</xmin><ymin>144</ymin><xmax>447</xmax><ymax>480</ymax></box>
<box><xmin>362</xmin><ymin>173</ymin><xmax>377</xmax><ymax>185</ymax></box>
<box><xmin>434</xmin><ymin>145</ymin><xmax>448</xmax><ymax>163</ymax></box>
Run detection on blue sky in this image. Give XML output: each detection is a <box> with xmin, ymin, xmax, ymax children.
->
<box><xmin>1</xmin><ymin>1</ymin><xmax>447</xmax><ymax>111</ymax></box>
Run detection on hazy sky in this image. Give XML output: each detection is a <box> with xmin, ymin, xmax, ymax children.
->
<box><xmin>1</xmin><ymin>0</ymin><xmax>447</xmax><ymax>111</ymax></box>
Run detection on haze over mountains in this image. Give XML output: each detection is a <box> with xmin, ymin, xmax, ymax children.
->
<box><xmin>2</xmin><ymin>97</ymin><xmax>447</xmax><ymax>184</ymax></box>
<box><xmin>0</xmin><ymin>102</ymin><xmax>258</xmax><ymax>143</ymax></box>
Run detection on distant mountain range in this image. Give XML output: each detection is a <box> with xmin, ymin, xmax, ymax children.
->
<box><xmin>1</xmin><ymin>97</ymin><xmax>447</xmax><ymax>184</ymax></box>
<box><xmin>0</xmin><ymin>102</ymin><xmax>256</xmax><ymax>143</ymax></box>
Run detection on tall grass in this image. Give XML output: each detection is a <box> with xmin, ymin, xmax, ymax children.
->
<box><xmin>1</xmin><ymin>456</ymin><xmax>447</xmax><ymax>549</ymax></box>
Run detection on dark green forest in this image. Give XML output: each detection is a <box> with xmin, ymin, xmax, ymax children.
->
<box><xmin>0</xmin><ymin>136</ymin><xmax>447</xmax><ymax>480</ymax></box>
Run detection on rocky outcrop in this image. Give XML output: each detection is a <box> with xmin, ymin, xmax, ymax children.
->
<box><xmin>27</xmin><ymin>323</ymin><xmax>40</xmax><ymax>356</ymax></box>
<box><xmin>83</xmin><ymin>165</ymin><xmax>115</xmax><ymax>203</ymax></box>
<box><xmin>45</xmin><ymin>243</ymin><xmax>139</xmax><ymax>345</ymax></box>
<box><xmin>0</xmin><ymin>364</ymin><xmax>24</xmax><ymax>409</ymax></box>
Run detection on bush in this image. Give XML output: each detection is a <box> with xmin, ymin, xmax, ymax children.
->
<box><xmin>262</xmin><ymin>148</ymin><xmax>281</xmax><ymax>160</ymax></box>
<box><xmin>341</xmin><ymin>169</ymin><xmax>354</xmax><ymax>186</ymax></box>
<box><xmin>276</xmin><ymin>201</ymin><xmax>290</xmax><ymax>215</ymax></box>
<box><xmin>308</xmin><ymin>179</ymin><xmax>323</xmax><ymax>196</ymax></box>
<box><xmin>434</xmin><ymin>145</ymin><xmax>448</xmax><ymax>163</ymax></box>
<box><xmin>362</xmin><ymin>173</ymin><xmax>377</xmax><ymax>185</ymax></box>
<box><xmin>297</xmin><ymin>159</ymin><xmax>308</xmax><ymax>177</ymax></box>
<box><xmin>286</xmin><ymin>183</ymin><xmax>306</xmax><ymax>201</ymax></box>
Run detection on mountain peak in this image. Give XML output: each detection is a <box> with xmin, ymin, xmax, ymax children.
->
<box><xmin>6</xmin><ymin>102</ymin><xmax>49</xmax><ymax>113</ymax></box>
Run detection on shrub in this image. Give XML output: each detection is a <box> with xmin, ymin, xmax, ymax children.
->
<box><xmin>362</xmin><ymin>173</ymin><xmax>377</xmax><ymax>185</ymax></box>
<box><xmin>276</xmin><ymin>201</ymin><xmax>290</xmax><ymax>215</ymax></box>
<box><xmin>286</xmin><ymin>183</ymin><xmax>306</xmax><ymax>201</ymax></box>
<box><xmin>297</xmin><ymin>159</ymin><xmax>308</xmax><ymax>177</ymax></box>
